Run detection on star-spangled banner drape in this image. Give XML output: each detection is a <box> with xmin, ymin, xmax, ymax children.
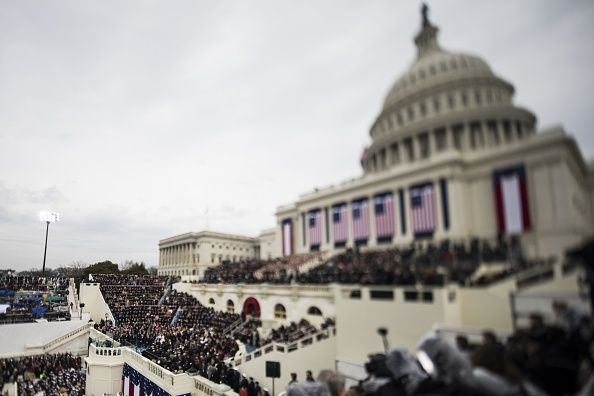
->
<box><xmin>308</xmin><ymin>209</ymin><xmax>322</xmax><ymax>247</ymax></box>
<box><xmin>122</xmin><ymin>363</ymin><xmax>191</xmax><ymax>396</ymax></box>
<box><xmin>352</xmin><ymin>198</ymin><xmax>370</xmax><ymax>242</ymax></box>
<box><xmin>410</xmin><ymin>182</ymin><xmax>436</xmax><ymax>237</ymax></box>
<box><xmin>374</xmin><ymin>192</ymin><xmax>395</xmax><ymax>240</ymax></box>
<box><xmin>332</xmin><ymin>203</ymin><xmax>348</xmax><ymax>244</ymax></box>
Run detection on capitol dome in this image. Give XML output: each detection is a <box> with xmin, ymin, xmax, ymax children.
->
<box><xmin>362</xmin><ymin>7</ymin><xmax>537</xmax><ymax>174</ymax></box>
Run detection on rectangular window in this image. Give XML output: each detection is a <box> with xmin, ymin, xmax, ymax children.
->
<box><xmin>419</xmin><ymin>132</ymin><xmax>430</xmax><ymax>159</ymax></box>
<box><xmin>503</xmin><ymin>121</ymin><xmax>512</xmax><ymax>142</ymax></box>
<box><xmin>516</xmin><ymin>121</ymin><xmax>523</xmax><ymax>139</ymax></box>
<box><xmin>379</xmin><ymin>148</ymin><xmax>386</xmax><ymax>169</ymax></box>
<box><xmin>370</xmin><ymin>290</ymin><xmax>394</xmax><ymax>300</ymax></box>
<box><xmin>404</xmin><ymin>291</ymin><xmax>419</xmax><ymax>301</ymax></box>
<box><xmin>420</xmin><ymin>101</ymin><xmax>427</xmax><ymax>117</ymax></box>
<box><xmin>470</xmin><ymin>123</ymin><xmax>483</xmax><ymax>148</ymax></box>
<box><xmin>489</xmin><ymin>124</ymin><xmax>499</xmax><ymax>145</ymax></box>
<box><xmin>403</xmin><ymin>138</ymin><xmax>414</xmax><ymax>161</ymax></box>
<box><xmin>422</xmin><ymin>291</ymin><xmax>434</xmax><ymax>303</ymax></box>
<box><xmin>453</xmin><ymin>125</ymin><xmax>464</xmax><ymax>149</ymax></box>
<box><xmin>390</xmin><ymin>143</ymin><xmax>400</xmax><ymax>164</ymax></box>
<box><xmin>448</xmin><ymin>95</ymin><xmax>455</xmax><ymax>109</ymax></box>
<box><xmin>350</xmin><ymin>290</ymin><xmax>361</xmax><ymax>299</ymax></box>
<box><xmin>435</xmin><ymin>129</ymin><xmax>446</xmax><ymax>151</ymax></box>
<box><xmin>433</xmin><ymin>97</ymin><xmax>440</xmax><ymax>113</ymax></box>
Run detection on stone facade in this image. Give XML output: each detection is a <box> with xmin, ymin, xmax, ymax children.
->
<box><xmin>158</xmin><ymin>231</ymin><xmax>259</xmax><ymax>277</ymax></box>
<box><xmin>273</xmin><ymin>16</ymin><xmax>594</xmax><ymax>262</ymax></box>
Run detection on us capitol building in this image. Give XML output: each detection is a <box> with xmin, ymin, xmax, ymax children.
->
<box><xmin>66</xmin><ymin>7</ymin><xmax>594</xmax><ymax>395</ymax></box>
<box><xmin>158</xmin><ymin>7</ymin><xmax>594</xmax><ymax>278</ymax></box>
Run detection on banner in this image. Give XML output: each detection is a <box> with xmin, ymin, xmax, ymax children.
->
<box><xmin>493</xmin><ymin>165</ymin><xmax>531</xmax><ymax>234</ymax></box>
<box><xmin>410</xmin><ymin>183</ymin><xmax>436</xmax><ymax>237</ymax></box>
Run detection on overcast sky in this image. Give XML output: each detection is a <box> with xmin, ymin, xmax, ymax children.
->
<box><xmin>1</xmin><ymin>0</ymin><xmax>593</xmax><ymax>272</ymax></box>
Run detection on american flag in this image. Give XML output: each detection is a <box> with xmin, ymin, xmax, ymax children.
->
<box><xmin>122</xmin><ymin>363</ymin><xmax>172</xmax><ymax>396</ymax></box>
<box><xmin>282</xmin><ymin>219</ymin><xmax>293</xmax><ymax>256</ymax></box>
<box><xmin>352</xmin><ymin>199</ymin><xmax>370</xmax><ymax>242</ymax></box>
<box><xmin>375</xmin><ymin>193</ymin><xmax>395</xmax><ymax>239</ymax></box>
<box><xmin>308</xmin><ymin>210</ymin><xmax>322</xmax><ymax>247</ymax></box>
<box><xmin>332</xmin><ymin>203</ymin><xmax>348</xmax><ymax>243</ymax></box>
<box><xmin>410</xmin><ymin>183</ymin><xmax>436</xmax><ymax>237</ymax></box>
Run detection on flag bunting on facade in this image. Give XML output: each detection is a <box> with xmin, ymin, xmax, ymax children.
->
<box><xmin>493</xmin><ymin>165</ymin><xmax>531</xmax><ymax>234</ymax></box>
<box><xmin>352</xmin><ymin>198</ymin><xmax>370</xmax><ymax>242</ymax></box>
<box><xmin>374</xmin><ymin>192</ymin><xmax>395</xmax><ymax>240</ymax></box>
<box><xmin>332</xmin><ymin>203</ymin><xmax>348</xmax><ymax>244</ymax></box>
<box><xmin>122</xmin><ymin>363</ymin><xmax>185</xmax><ymax>396</ymax></box>
<box><xmin>308</xmin><ymin>209</ymin><xmax>322</xmax><ymax>247</ymax></box>
<box><xmin>410</xmin><ymin>182</ymin><xmax>436</xmax><ymax>237</ymax></box>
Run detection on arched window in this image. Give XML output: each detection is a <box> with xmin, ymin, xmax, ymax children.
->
<box><xmin>307</xmin><ymin>306</ymin><xmax>322</xmax><ymax>316</ymax></box>
<box><xmin>274</xmin><ymin>303</ymin><xmax>286</xmax><ymax>319</ymax></box>
<box><xmin>208</xmin><ymin>298</ymin><xmax>215</xmax><ymax>305</ymax></box>
<box><xmin>227</xmin><ymin>300</ymin><xmax>235</xmax><ymax>313</ymax></box>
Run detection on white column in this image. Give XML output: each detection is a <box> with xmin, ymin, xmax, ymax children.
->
<box><xmin>347</xmin><ymin>203</ymin><xmax>354</xmax><ymax>248</ymax></box>
<box><xmin>369</xmin><ymin>197</ymin><xmax>377</xmax><ymax>247</ymax></box>
<box><xmin>434</xmin><ymin>179</ymin><xmax>443</xmax><ymax>234</ymax></box>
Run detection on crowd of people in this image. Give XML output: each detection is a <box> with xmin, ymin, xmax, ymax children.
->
<box><xmin>262</xmin><ymin>319</ymin><xmax>318</xmax><ymax>345</ymax></box>
<box><xmin>0</xmin><ymin>353</ymin><xmax>85</xmax><ymax>396</ymax></box>
<box><xmin>197</xmin><ymin>237</ymin><xmax>546</xmax><ymax>288</ymax></box>
<box><xmin>202</xmin><ymin>260</ymin><xmax>268</xmax><ymax>284</ymax></box>
<box><xmin>93</xmin><ymin>274</ymin><xmax>242</xmax><ymax>376</ymax></box>
<box><xmin>279</xmin><ymin>302</ymin><xmax>592</xmax><ymax>396</ymax></box>
<box><xmin>0</xmin><ymin>275</ymin><xmax>69</xmax><ymax>293</ymax></box>
<box><xmin>0</xmin><ymin>275</ymin><xmax>71</xmax><ymax>324</ymax></box>
<box><xmin>256</xmin><ymin>253</ymin><xmax>323</xmax><ymax>283</ymax></box>
<box><xmin>343</xmin><ymin>300</ymin><xmax>593</xmax><ymax>396</ymax></box>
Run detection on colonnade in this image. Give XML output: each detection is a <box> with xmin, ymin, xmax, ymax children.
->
<box><xmin>159</xmin><ymin>242</ymin><xmax>196</xmax><ymax>268</ymax></box>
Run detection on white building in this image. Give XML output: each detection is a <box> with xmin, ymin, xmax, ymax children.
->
<box><xmin>273</xmin><ymin>9</ymin><xmax>594</xmax><ymax>262</ymax></box>
<box><xmin>158</xmin><ymin>229</ymin><xmax>281</xmax><ymax>277</ymax></box>
<box><xmin>158</xmin><ymin>231</ymin><xmax>259</xmax><ymax>277</ymax></box>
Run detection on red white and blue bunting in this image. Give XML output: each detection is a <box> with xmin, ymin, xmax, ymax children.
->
<box><xmin>122</xmin><ymin>363</ymin><xmax>191</xmax><ymax>396</ymax></box>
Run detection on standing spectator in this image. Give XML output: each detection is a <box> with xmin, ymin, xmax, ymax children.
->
<box><xmin>306</xmin><ymin>370</ymin><xmax>315</xmax><ymax>382</ymax></box>
<box><xmin>248</xmin><ymin>377</ymin><xmax>256</xmax><ymax>396</ymax></box>
<box><xmin>288</xmin><ymin>372</ymin><xmax>298</xmax><ymax>387</ymax></box>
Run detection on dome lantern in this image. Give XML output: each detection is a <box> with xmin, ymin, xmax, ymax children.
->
<box><xmin>415</xmin><ymin>3</ymin><xmax>441</xmax><ymax>58</ymax></box>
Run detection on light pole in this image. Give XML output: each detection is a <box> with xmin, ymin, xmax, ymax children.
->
<box><xmin>39</xmin><ymin>211</ymin><xmax>60</xmax><ymax>277</ymax></box>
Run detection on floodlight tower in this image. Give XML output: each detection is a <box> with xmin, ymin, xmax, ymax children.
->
<box><xmin>39</xmin><ymin>211</ymin><xmax>60</xmax><ymax>277</ymax></box>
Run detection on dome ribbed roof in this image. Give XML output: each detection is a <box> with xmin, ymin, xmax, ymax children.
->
<box><xmin>381</xmin><ymin>20</ymin><xmax>497</xmax><ymax>111</ymax></box>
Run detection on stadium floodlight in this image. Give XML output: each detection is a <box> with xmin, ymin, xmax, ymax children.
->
<box><xmin>39</xmin><ymin>211</ymin><xmax>60</xmax><ymax>277</ymax></box>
